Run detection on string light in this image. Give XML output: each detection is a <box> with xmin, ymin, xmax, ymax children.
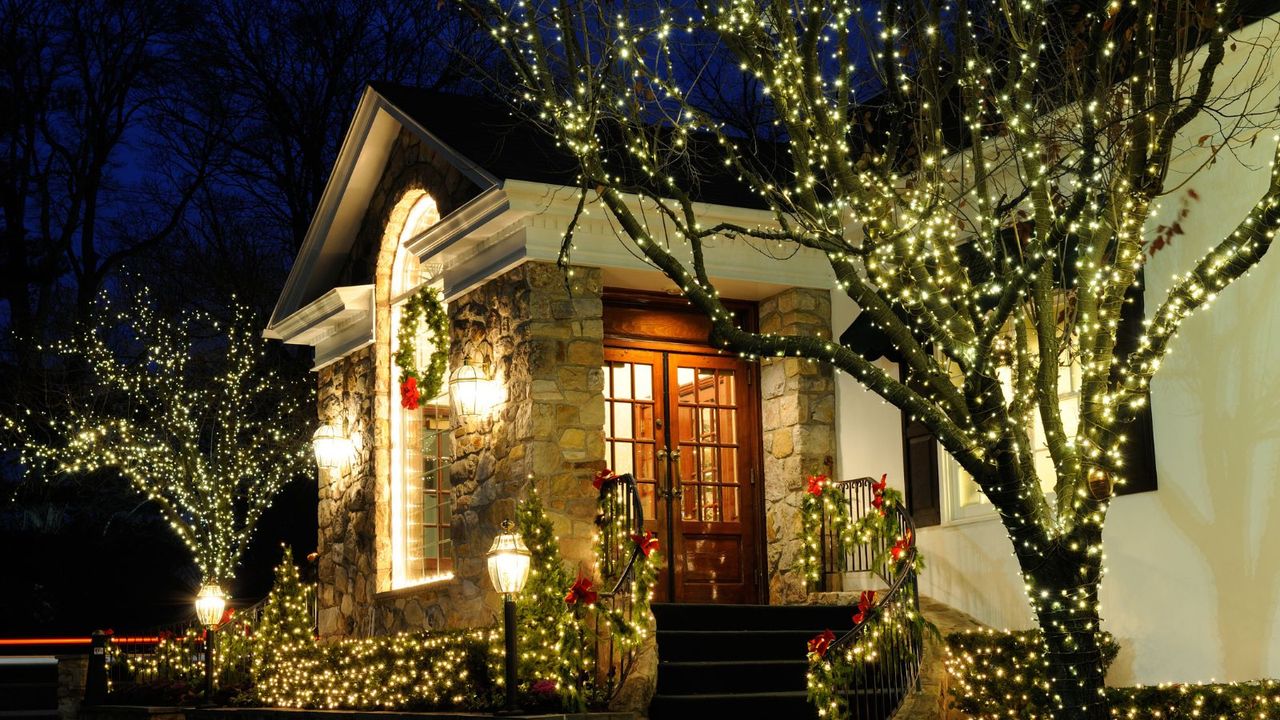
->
<box><xmin>6</xmin><ymin>292</ymin><xmax>311</xmax><ymax>587</ymax></box>
<box><xmin>466</xmin><ymin>0</ymin><xmax>1280</xmax><ymax>715</ymax></box>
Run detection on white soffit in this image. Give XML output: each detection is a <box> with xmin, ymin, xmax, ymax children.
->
<box><xmin>266</xmin><ymin>285</ymin><xmax>374</xmax><ymax>371</ymax></box>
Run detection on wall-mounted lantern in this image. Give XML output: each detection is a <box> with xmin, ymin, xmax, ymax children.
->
<box><xmin>312</xmin><ymin>423</ymin><xmax>354</xmax><ymax>471</ymax></box>
<box><xmin>449</xmin><ymin>364</ymin><xmax>494</xmax><ymax>419</ymax></box>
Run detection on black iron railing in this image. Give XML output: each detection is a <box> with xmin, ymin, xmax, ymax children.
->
<box><xmin>816</xmin><ymin>477</ymin><xmax>924</xmax><ymax>719</ymax></box>
<box><xmin>591</xmin><ymin>472</ymin><xmax>647</xmax><ymax>703</ymax></box>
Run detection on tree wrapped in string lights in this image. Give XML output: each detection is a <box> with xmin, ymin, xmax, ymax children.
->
<box><xmin>463</xmin><ymin>1</ymin><xmax>1280</xmax><ymax>716</ymax></box>
<box><xmin>8</xmin><ymin>294</ymin><xmax>311</xmax><ymax>587</ymax></box>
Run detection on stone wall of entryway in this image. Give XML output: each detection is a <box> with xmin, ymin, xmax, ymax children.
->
<box><xmin>758</xmin><ymin>287</ymin><xmax>836</xmax><ymax>604</ymax></box>
<box><xmin>314</xmin><ymin>261</ymin><xmax>605</xmax><ymax>637</ymax></box>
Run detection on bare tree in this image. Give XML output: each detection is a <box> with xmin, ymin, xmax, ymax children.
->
<box><xmin>183</xmin><ymin>0</ymin><xmax>496</xmax><ymax>252</ymax></box>
<box><xmin>463</xmin><ymin>0</ymin><xmax>1280</xmax><ymax>716</ymax></box>
<box><xmin>0</xmin><ymin>0</ymin><xmax>210</xmax><ymax>366</ymax></box>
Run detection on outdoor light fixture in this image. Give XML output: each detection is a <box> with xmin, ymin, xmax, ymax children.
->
<box><xmin>194</xmin><ymin>584</ymin><xmax>226</xmax><ymax>702</ymax></box>
<box><xmin>312</xmin><ymin>423</ymin><xmax>353</xmax><ymax>471</ymax></box>
<box><xmin>486</xmin><ymin>520</ymin><xmax>530</xmax><ymax>713</ymax></box>
<box><xmin>449</xmin><ymin>364</ymin><xmax>493</xmax><ymax>419</ymax></box>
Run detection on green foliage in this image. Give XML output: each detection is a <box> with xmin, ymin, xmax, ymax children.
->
<box><xmin>513</xmin><ymin>489</ymin><xmax>582</xmax><ymax>704</ymax></box>
<box><xmin>944</xmin><ymin>629</ymin><xmax>1120</xmax><ymax>718</ymax></box>
<box><xmin>1110</xmin><ymin>680</ymin><xmax>1280</xmax><ymax>718</ymax></box>
<box><xmin>251</xmin><ymin>547</ymin><xmax>314</xmax><ymax>680</ymax></box>
<box><xmin>946</xmin><ymin>628</ymin><xmax>1279</xmax><ymax>718</ymax></box>
<box><xmin>393</xmin><ymin>287</ymin><xmax>449</xmax><ymax>400</ymax></box>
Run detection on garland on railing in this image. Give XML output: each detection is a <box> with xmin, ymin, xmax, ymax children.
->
<box><xmin>799</xmin><ymin>474</ymin><xmax>922</xmax><ymax>587</ymax></box>
<box><xmin>799</xmin><ymin>474</ymin><xmax>854</xmax><ymax>587</ymax></box>
<box><xmin>803</xmin><ymin>474</ymin><xmax>928</xmax><ymax>719</ymax></box>
<box><xmin>394</xmin><ymin>287</ymin><xmax>448</xmax><ymax>410</ymax></box>
<box><xmin>590</xmin><ymin>469</ymin><xmax>660</xmax><ymax>644</ymax></box>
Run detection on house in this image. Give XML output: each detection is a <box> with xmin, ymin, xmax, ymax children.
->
<box><xmin>265</xmin><ymin>16</ymin><xmax>1280</xmax><ymax>711</ymax></box>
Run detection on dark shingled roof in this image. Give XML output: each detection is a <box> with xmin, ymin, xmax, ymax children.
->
<box><xmin>370</xmin><ymin>81</ymin><xmax>774</xmax><ymax>210</ymax></box>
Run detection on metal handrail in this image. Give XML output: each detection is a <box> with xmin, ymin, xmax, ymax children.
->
<box><xmin>818</xmin><ymin>476</ymin><xmax>923</xmax><ymax>719</ymax></box>
<box><xmin>591</xmin><ymin>472</ymin><xmax>647</xmax><ymax>703</ymax></box>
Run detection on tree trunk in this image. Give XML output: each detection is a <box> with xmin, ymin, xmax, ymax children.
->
<box><xmin>1025</xmin><ymin>556</ymin><xmax>1109</xmax><ymax>719</ymax></box>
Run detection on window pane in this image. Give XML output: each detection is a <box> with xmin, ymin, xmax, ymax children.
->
<box><xmin>717</xmin><ymin>371</ymin><xmax>736</xmax><ymax>405</ymax></box>
<box><xmin>634</xmin><ymin>364</ymin><xmax>653</xmax><ymax>401</ymax></box>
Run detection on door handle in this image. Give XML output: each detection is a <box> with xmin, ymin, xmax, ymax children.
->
<box><xmin>657</xmin><ymin>448</ymin><xmax>683</xmax><ymax>500</ymax></box>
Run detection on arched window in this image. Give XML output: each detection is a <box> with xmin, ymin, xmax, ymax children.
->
<box><xmin>389</xmin><ymin>194</ymin><xmax>453</xmax><ymax>588</ymax></box>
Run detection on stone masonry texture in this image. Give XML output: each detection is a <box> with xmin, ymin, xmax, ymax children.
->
<box><xmin>759</xmin><ymin>287</ymin><xmax>837</xmax><ymax>604</ymax></box>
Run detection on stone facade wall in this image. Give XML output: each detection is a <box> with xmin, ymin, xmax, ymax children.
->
<box><xmin>316</xmin><ymin>346</ymin><xmax>377</xmax><ymax>636</ymax></box>
<box><xmin>314</xmin><ymin>261</ymin><xmax>605</xmax><ymax>637</ymax></box>
<box><xmin>759</xmin><ymin>287</ymin><xmax>836</xmax><ymax>604</ymax></box>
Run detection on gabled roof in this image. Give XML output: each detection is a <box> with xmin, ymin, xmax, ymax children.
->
<box><xmin>267</xmin><ymin>83</ymin><xmax>777</xmax><ymax>340</ymax></box>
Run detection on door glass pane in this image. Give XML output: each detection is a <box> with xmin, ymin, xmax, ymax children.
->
<box><xmin>612</xmin><ymin>364</ymin><xmax>632</xmax><ymax>399</ymax></box>
<box><xmin>717</xmin><ymin>371</ymin><xmax>736</xmax><ymax>404</ymax></box>
<box><xmin>697</xmin><ymin>369</ymin><xmax>716</xmax><ymax>403</ymax></box>
<box><xmin>615</xmin><ymin>401</ymin><xmax>634</xmax><ymax>438</ymax></box>
<box><xmin>635</xmin><ymin>364</ymin><xmax>654</xmax><ymax>400</ymax></box>
<box><xmin>722</xmin><ymin>485</ymin><xmax>739</xmax><ymax>522</ymax></box>
<box><xmin>677</xmin><ymin>405</ymin><xmax>695</xmax><ymax>442</ymax></box>
<box><xmin>719</xmin><ymin>409</ymin><xmax>736</xmax><ymax>440</ymax></box>
<box><xmin>635</xmin><ymin>404</ymin><xmax>654</xmax><ymax>439</ymax></box>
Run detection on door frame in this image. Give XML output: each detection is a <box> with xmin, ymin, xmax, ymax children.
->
<box><xmin>602</xmin><ymin>290</ymin><xmax>767</xmax><ymax>603</ymax></box>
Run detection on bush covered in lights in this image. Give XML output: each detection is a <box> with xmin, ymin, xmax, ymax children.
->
<box><xmin>946</xmin><ymin>628</ymin><xmax>1280</xmax><ymax>718</ymax></box>
<box><xmin>117</xmin><ymin>484</ymin><xmax>657</xmax><ymax>711</ymax></box>
<box><xmin>945</xmin><ymin>628</ymin><xmax>1120</xmax><ymax>718</ymax></box>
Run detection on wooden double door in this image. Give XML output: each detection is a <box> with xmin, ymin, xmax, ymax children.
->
<box><xmin>603</xmin><ymin>345</ymin><xmax>762</xmax><ymax>603</ymax></box>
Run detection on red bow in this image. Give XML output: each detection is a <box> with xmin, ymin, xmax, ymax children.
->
<box><xmin>807</xmin><ymin>629</ymin><xmax>836</xmax><ymax>658</ymax></box>
<box><xmin>218</xmin><ymin>607</ymin><xmax>235</xmax><ymax>626</ymax></box>
<box><xmin>593</xmin><ymin>468</ymin><xmax>616</xmax><ymax>491</ymax></box>
<box><xmin>891</xmin><ymin>529</ymin><xmax>914</xmax><ymax>562</ymax></box>
<box><xmin>806</xmin><ymin>474</ymin><xmax>827</xmax><ymax>496</ymax></box>
<box><xmin>872</xmin><ymin>473</ymin><xmax>888</xmax><ymax>516</ymax></box>
<box><xmin>631</xmin><ymin>530</ymin><xmax>660</xmax><ymax>557</ymax></box>
<box><xmin>400</xmin><ymin>376</ymin><xmax>420</xmax><ymax>410</ymax></box>
<box><xmin>565</xmin><ymin>576</ymin><xmax>598</xmax><ymax>606</ymax></box>
<box><xmin>852</xmin><ymin>590</ymin><xmax>877</xmax><ymax>625</ymax></box>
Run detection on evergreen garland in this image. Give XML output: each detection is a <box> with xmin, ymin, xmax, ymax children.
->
<box><xmin>513</xmin><ymin>489</ymin><xmax>584</xmax><ymax>705</ymax></box>
<box><xmin>394</xmin><ymin>287</ymin><xmax>449</xmax><ymax>406</ymax></box>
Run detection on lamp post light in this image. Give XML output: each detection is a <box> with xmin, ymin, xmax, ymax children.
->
<box><xmin>486</xmin><ymin>519</ymin><xmax>531</xmax><ymax>714</ymax></box>
<box><xmin>194</xmin><ymin>583</ymin><xmax>227</xmax><ymax>703</ymax></box>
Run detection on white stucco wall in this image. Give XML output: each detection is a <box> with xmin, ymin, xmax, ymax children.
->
<box><xmin>832</xmin><ymin>17</ymin><xmax>1280</xmax><ymax>685</ymax></box>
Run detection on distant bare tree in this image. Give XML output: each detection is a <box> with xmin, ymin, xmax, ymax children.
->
<box><xmin>185</xmin><ymin>0</ymin><xmax>496</xmax><ymax>253</ymax></box>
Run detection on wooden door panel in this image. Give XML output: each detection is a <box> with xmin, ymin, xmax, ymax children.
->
<box><xmin>603</xmin><ymin>345</ymin><xmax>760</xmax><ymax>604</ymax></box>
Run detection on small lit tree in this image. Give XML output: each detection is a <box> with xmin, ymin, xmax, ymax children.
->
<box><xmin>8</xmin><ymin>294</ymin><xmax>311</xmax><ymax>587</ymax></box>
<box><xmin>463</xmin><ymin>1</ymin><xmax>1280</xmax><ymax>716</ymax></box>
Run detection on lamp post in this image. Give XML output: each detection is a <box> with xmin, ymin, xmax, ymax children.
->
<box><xmin>486</xmin><ymin>519</ymin><xmax>531</xmax><ymax>714</ymax></box>
<box><xmin>194</xmin><ymin>583</ymin><xmax>227</xmax><ymax>703</ymax></box>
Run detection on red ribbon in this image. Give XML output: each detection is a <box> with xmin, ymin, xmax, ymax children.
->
<box><xmin>806</xmin><ymin>474</ymin><xmax>828</xmax><ymax>496</ymax></box>
<box><xmin>565</xmin><ymin>576</ymin><xmax>598</xmax><ymax>606</ymax></box>
<box><xmin>852</xmin><ymin>590</ymin><xmax>877</xmax><ymax>625</ymax></box>
<box><xmin>593</xmin><ymin>468</ymin><xmax>617</xmax><ymax>490</ymax></box>
<box><xmin>808</xmin><ymin>628</ymin><xmax>836</xmax><ymax>658</ymax></box>
<box><xmin>891</xmin><ymin>528</ymin><xmax>914</xmax><ymax>562</ymax></box>
<box><xmin>399</xmin><ymin>376</ymin><xmax>420</xmax><ymax>410</ymax></box>
<box><xmin>631</xmin><ymin>530</ymin><xmax>660</xmax><ymax>557</ymax></box>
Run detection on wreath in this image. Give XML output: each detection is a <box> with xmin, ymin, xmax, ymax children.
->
<box><xmin>394</xmin><ymin>287</ymin><xmax>449</xmax><ymax>410</ymax></box>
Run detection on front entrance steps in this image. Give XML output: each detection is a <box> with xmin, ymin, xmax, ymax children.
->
<box><xmin>648</xmin><ymin>597</ymin><xmax>982</xmax><ymax>720</ymax></box>
<box><xmin>649</xmin><ymin>603</ymin><xmax>853</xmax><ymax>719</ymax></box>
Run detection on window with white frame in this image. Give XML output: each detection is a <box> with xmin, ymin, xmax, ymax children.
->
<box><xmin>389</xmin><ymin>195</ymin><xmax>454</xmax><ymax>588</ymax></box>
<box><xmin>902</xmin><ymin>274</ymin><xmax>1158</xmax><ymax>526</ymax></box>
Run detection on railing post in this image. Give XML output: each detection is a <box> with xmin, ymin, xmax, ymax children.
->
<box><xmin>84</xmin><ymin>631</ymin><xmax>108</xmax><ymax>705</ymax></box>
